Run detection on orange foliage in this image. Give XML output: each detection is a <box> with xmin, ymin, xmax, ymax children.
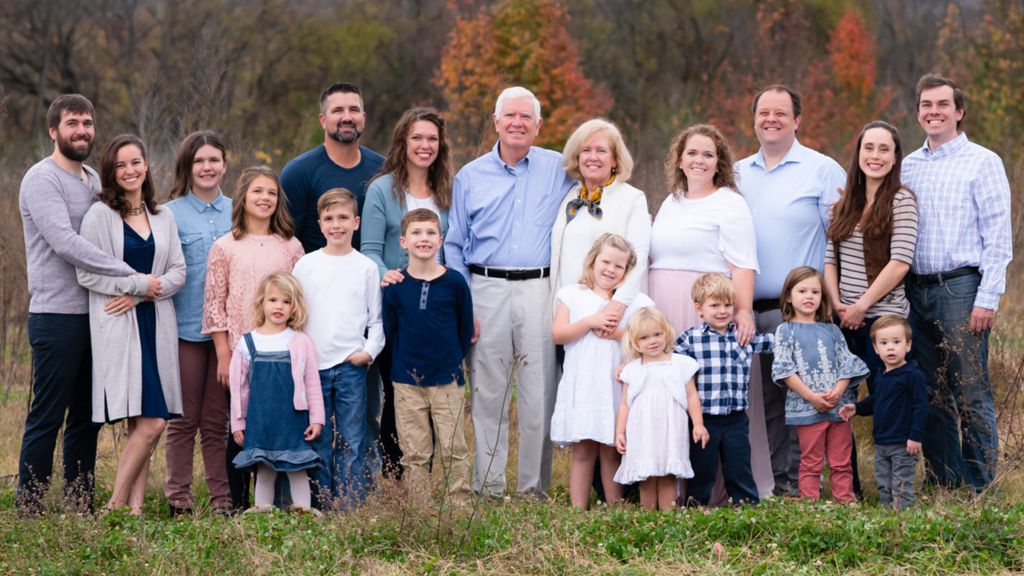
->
<box><xmin>436</xmin><ymin>0</ymin><xmax>612</xmax><ymax>158</ymax></box>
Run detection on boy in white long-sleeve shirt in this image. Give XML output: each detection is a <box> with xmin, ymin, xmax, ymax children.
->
<box><xmin>292</xmin><ymin>188</ymin><xmax>383</xmax><ymax>510</ymax></box>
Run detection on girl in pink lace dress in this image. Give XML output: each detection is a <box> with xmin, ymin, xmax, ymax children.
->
<box><xmin>201</xmin><ymin>166</ymin><xmax>305</xmax><ymax>510</ymax></box>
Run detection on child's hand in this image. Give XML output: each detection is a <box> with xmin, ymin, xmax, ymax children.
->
<box><xmin>615</xmin><ymin>432</ymin><xmax>626</xmax><ymax>455</ymax></box>
<box><xmin>305</xmin><ymin>423</ymin><xmax>322</xmax><ymax>441</ymax></box>
<box><xmin>838</xmin><ymin>403</ymin><xmax>856</xmax><ymax>421</ymax></box>
<box><xmin>233</xmin><ymin>431</ymin><xmax>244</xmax><ymax>447</ymax></box>
<box><xmin>217</xmin><ymin>353</ymin><xmax>231</xmax><ymax>389</ymax></box>
<box><xmin>614</xmin><ymin>362</ymin><xmax>626</xmax><ymax>383</ymax></box>
<box><xmin>588</xmin><ymin>310</ymin><xmax>618</xmax><ymax>333</ymax></box>
<box><xmin>692</xmin><ymin>424</ymin><xmax>709</xmax><ymax>448</ymax></box>
<box><xmin>809</xmin><ymin>393</ymin><xmax>832</xmax><ymax>413</ymax></box>
<box><xmin>906</xmin><ymin>440</ymin><xmax>922</xmax><ymax>456</ymax></box>
<box><xmin>822</xmin><ymin>387</ymin><xmax>843</xmax><ymax>406</ymax></box>
<box><xmin>347</xmin><ymin>351</ymin><xmax>373</xmax><ymax>366</ymax></box>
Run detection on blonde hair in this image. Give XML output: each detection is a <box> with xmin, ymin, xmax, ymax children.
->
<box><xmin>252</xmin><ymin>272</ymin><xmax>308</xmax><ymax>330</ymax></box>
<box><xmin>562</xmin><ymin>118</ymin><xmax>634</xmax><ymax>182</ymax></box>
<box><xmin>622</xmin><ymin>307</ymin><xmax>676</xmax><ymax>361</ymax></box>
<box><xmin>691</xmin><ymin>272</ymin><xmax>736</xmax><ymax>306</ymax></box>
<box><xmin>579</xmin><ymin>233</ymin><xmax>637</xmax><ymax>291</ymax></box>
<box><xmin>317</xmin><ymin>187</ymin><xmax>358</xmax><ymax>216</ymax></box>
<box><xmin>780</xmin><ymin>266</ymin><xmax>832</xmax><ymax>323</ymax></box>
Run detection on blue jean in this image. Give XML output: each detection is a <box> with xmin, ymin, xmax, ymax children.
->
<box><xmin>18</xmin><ymin>313</ymin><xmax>101</xmax><ymax>513</ymax></box>
<box><xmin>907</xmin><ymin>271</ymin><xmax>995</xmax><ymax>491</ymax></box>
<box><xmin>687</xmin><ymin>412</ymin><xmax>760</xmax><ymax>506</ymax></box>
<box><xmin>312</xmin><ymin>361</ymin><xmax>371</xmax><ymax>509</ymax></box>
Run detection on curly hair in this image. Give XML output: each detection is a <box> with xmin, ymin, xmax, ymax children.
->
<box><xmin>664</xmin><ymin>124</ymin><xmax>738</xmax><ymax>196</ymax></box>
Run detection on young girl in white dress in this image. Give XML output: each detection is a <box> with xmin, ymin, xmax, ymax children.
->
<box><xmin>614</xmin><ymin>307</ymin><xmax>708</xmax><ymax>511</ymax></box>
<box><xmin>551</xmin><ymin>233</ymin><xmax>653</xmax><ymax>509</ymax></box>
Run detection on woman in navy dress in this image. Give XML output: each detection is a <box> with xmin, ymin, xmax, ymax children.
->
<box><xmin>78</xmin><ymin>134</ymin><xmax>185</xmax><ymax>514</ymax></box>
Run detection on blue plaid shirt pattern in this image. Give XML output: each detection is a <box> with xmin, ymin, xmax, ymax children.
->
<box><xmin>673</xmin><ymin>323</ymin><xmax>773</xmax><ymax>415</ymax></box>
<box><xmin>902</xmin><ymin>133</ymin><xmax>1012</xmax><ymax>309</ymax></box>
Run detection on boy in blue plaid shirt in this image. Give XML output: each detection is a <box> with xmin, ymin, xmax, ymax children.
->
<box><xmin>674</xmin><ymin>273</ymin><xmax>772</xmax><ymax>506</ymax></box>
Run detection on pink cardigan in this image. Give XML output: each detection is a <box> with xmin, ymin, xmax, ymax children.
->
<box><xmin>229</xmin><ymin>330</ymin><xmax>326</xmax><ymax>433</ymax></box>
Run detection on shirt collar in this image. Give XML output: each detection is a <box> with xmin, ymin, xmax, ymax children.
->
<box><xmin>490</xmin><ymin>142</ymin><xmax>534</xmax><ymax>172</ymax></box>
<box><xmin>699</xmin><ymin>321</ymin><xmax>737</xmax><ymax>338</ymax></box>
<box><xmin>185</xmin><ymin>189</ymin><xmax>229</xmax><ymax>212</ymax></box>
<box><xmin>920</xmin><ymin>132</ymin><xmax>968</xmax><ymax>160</ymax></box>
<box><xmin>752</xmin><ymin>138</ymin><xmax>807</xmax><ymax>170</ymax></box>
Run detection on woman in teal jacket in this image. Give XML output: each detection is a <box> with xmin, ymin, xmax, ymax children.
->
<box><xmin>361</xmin><ymin>107</ymin><xmax>453</xmax><ymax>478</ymax></box>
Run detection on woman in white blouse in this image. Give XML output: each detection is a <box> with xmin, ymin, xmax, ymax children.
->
<box><xmin>649</xmin><ymin>123</ymin><xmax>772</xmax><ymax>500</ymax></box>
<box><xmin>551</xmin><ymin>119</ymin><xmax>650</xmax><ymax>323</ymax></box>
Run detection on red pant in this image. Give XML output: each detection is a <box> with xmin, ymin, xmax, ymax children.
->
<box><xmin>795</xmin><ymin>420</ymin><xmax>854</xmax><ymax>503</ymax></box>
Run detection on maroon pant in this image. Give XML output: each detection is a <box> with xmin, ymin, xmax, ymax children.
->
<box><xmin>164</xmin><ymin>340</ymin><xmax>231</xmax><ymax>508</ymax></box>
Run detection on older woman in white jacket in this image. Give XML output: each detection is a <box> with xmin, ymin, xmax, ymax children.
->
<box><xmin>78</xmin><ymin>134</ymin><xmax>185</xmax><ymax>514</ymax></box>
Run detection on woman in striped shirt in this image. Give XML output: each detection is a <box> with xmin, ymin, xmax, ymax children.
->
<box><xmin>824</xmin><ymin>120</ymin><xmax>918</xmax><ymax>377</ymax></box>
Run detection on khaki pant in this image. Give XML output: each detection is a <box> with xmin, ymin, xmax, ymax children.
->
<box><xmin>468</xmin><ymin>274</ymin><xmax>556</xmax><ymax>495</ymax></box>
<box><xmin>393</xmin><ymin>381</ymin><xmax>471</xmax><ymax>503</ymax></box>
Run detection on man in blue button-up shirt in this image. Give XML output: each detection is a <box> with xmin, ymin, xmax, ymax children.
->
<box><xmin>735</xmin><ymin>85</ymin><xmax>846</xmax><ymax>497</ymax></box>
<box><xmin>902</xmin><ymin>73</ymin><xmax>1012</xmax><ymax>492</ymax></box>
<box><xmin>445</xmin><ymin>86</ymin><xmax>574</xmax><ymax>497</ymax></box>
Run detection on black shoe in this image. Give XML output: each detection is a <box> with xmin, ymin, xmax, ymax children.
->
<box><xmin>168</xmin><ymin>503</ymin><xmax>193</xmax><ymax>518</ymax></box>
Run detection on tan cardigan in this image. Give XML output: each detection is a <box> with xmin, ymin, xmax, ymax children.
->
<box><xmin>77</xmin><ymin>202</ymin><xmax>186</xmax><ymax>423</ymax></box>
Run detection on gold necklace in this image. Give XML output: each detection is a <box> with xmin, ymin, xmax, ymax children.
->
<box><xmin>127</xmin><ymin>204</ymin><xmax>145</xmax><ymax>216</ymax></box>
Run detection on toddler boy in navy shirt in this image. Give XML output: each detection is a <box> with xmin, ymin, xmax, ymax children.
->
<box><xmin>840</xmin><ymin>314</ymin><xmax>928</xmax><ymax>510</ymax></box>
<box><xmin>674</xmin><ymin>273</ymin><xmax>773</xmax><ymax>506</ymax></box>
<box><xmin>382</xmin><ymin>209</ymin><xmax>474</xmax><ymax>505</ymax></box>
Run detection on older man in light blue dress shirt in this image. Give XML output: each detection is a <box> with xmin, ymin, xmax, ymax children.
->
<box><xmin>445</xmin><ymin>86</ymin><xmax>574</xmax><ymax>497</ymax></box>
<box><xmin>735</xmin><ymin>85</ymin><xmax>846</xmax><ymax>496</ymax></box>
<box><xmin>902</xmin><ymin>73</ymin><xmax>1012</xmax><ymax>492</ymax></box>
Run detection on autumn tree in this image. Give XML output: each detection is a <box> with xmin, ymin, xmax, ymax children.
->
<box><xmin>800</xmin><ymin>9</ymin><xmax>895</xmax><ymax>157</ymax></box>
<box><xmin>436</xmin><ymin>0</ymin><xmax>612</xmax><ymax>160</ymax></box>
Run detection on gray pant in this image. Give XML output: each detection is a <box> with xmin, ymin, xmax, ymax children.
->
<box><xmin>875</xmin><ymin>444</ymin><xmax>919</xmax><ymax>510</ymax></box>
<box><xmin>754</xmin><ymin>308</ymin><xmax>800</xmax><ymax>495</ymax></box>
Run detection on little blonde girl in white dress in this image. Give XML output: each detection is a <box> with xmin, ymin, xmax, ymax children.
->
<box><xmin>614</xmin><ymin>307</ymin><xmax>707</xmax><ymax>511</ymax></box>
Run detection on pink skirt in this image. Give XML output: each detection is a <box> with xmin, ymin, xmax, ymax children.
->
<box><xmin>648</xmin><ymin>269</ymin><xmax>703</xmax><ymax>335</ymax></box>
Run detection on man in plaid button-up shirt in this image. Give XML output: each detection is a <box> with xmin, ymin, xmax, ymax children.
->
<box><xmin>902</xmin><ymin>73</ymin><xmax>1012</xmax><ymax>492</ymax></box>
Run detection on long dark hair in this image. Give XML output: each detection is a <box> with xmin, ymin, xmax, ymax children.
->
<box><xmin>168</xmin><ymin>130</ymin><xmax>228</xmax><ymax>199</ymax></box>
<box><xmin>828</xmin><ymin>121</ymin><xmax>909</xmax><ymax>243</ymax></box>
<box><xmin>230</xmin><ymin>165</ymin><xmax>294</xmax><ymax>240</ymax></box>
<box><xmin>98</xmin><ymin>134</ymin><xmax>159</xmax><ymax>217</ymax></box>
<box><xmin>376</xmin><ymin>107</ymin><xmax>453</xmax><ymax>210</ymax></box>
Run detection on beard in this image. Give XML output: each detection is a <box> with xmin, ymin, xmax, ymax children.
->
<box><xmin>328</xmin><ymin>123</ymin><xmax>362</xmax><ymax>144</ymax></box>
<box><xmin>57</xmin><ymin>133</ymin><xmax>93</xmax><ymax>162</ymax></box>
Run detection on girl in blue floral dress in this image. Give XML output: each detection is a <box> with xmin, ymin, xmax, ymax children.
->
<box><xmin>772</xmin><ymin>266</ymin><xmax>869</xmax><ymax>503</ymax></box>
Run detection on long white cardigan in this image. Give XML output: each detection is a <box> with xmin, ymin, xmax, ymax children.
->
<box><xmin>77</xmin><ymin>202</ymin><xmax>186</xmax><ymax>423</ymax></box>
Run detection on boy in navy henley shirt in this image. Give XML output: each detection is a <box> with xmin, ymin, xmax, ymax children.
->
<box><xmin>382</xmin><ymin>209</ymin><xmax>473</xmax><ymax>504</ymax></box>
